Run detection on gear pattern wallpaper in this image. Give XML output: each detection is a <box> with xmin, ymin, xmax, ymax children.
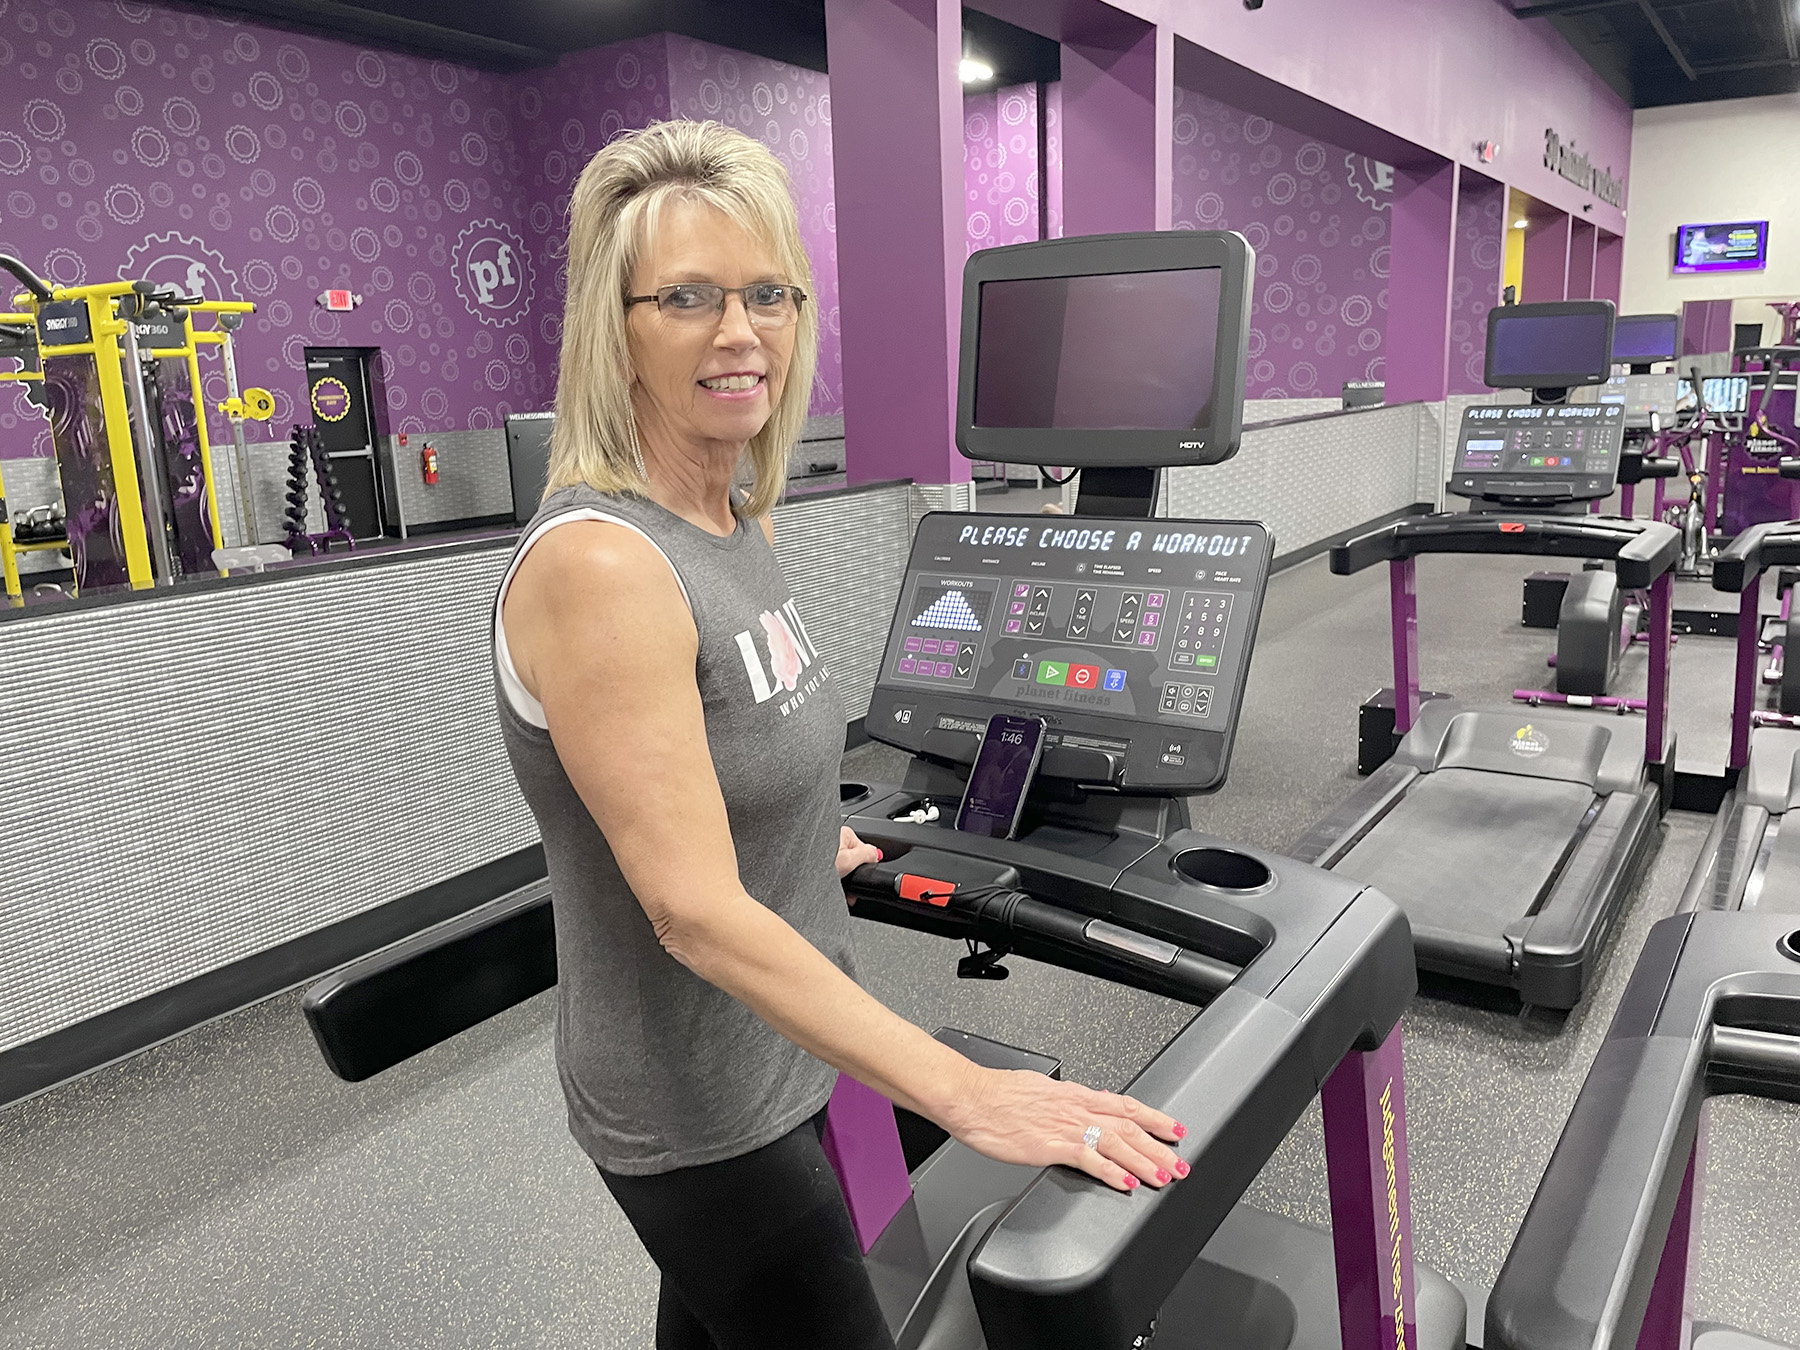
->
<box><xmin>1169</xmin><ymin>85</ymin><xmax>1394</xmax><ymax>401</ymax></box>
<box><xmin>0</xmin><ymin>0</ymin><xmax>550</xmax><ymax>454</ymax></box>
<box><xmin>0</xmin><ymin>5</ymin><xmax>857</xmax><ymax>462</ymax></box>
<box><xmin>963</xmin><ymin>82</ymin><xmax>1057</xmax><ymax>258</ymax></box>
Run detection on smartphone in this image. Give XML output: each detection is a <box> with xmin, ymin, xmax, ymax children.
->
<box><xmin>956</xmin><ymin>714</ymin><xmax>1048</xmax><ymax>840</ymax></box>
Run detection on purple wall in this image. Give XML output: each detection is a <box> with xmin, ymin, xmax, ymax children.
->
<box><xmin>1153</xmin><ymin>0</ymin><xmax>1630</xmax><ymax>235</ymax></box>
<box><xmin>509</xmin><ymin>34</ymin><xmax>671</xmax><ymax>421</ymax></box>
<box><xmin>0</xmin><ymin>0</ymin><xmax>540</xmax><ymax>456</ymax></box>
<box><xmin>1170</xmin><ymin>85</ymin><xmax>1390</xmax><ymax>399</ymax></box>
<box><xmin>0</xmin><ymin>10</ymin><xmax>849</xmax><ymax>464</ymax></box>
<box><xmin>964</xmin><ymin>83</ymin><xmax>1042</xmax><ymax>257</ymax></box>
<box><xmin>1448</xmin><ymin>173</ymin><xmax>1505</xmax><ymax>395</ymax></box>
<box><xmin>664</xmin><ymin>36</ymin><xmax>840</xmax><ymax>416</ymax></box>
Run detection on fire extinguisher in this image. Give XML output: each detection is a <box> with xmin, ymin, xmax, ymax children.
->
<box><xmin>421</xmin><ymin>442</ymin><xmax>439</xmax><ymax>485</ymax></box>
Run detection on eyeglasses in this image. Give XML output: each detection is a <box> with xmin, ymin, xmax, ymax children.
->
<box><xmin>625</xmin><ymin>282</ymin><xmax>807</xmax><ymax>330</ymax></box>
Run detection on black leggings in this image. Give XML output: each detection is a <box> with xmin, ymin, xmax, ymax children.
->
<box><xmin>598</xmin><ymin>1107</ymin><xmax>897</xmax><ymax>1350</ymax></box>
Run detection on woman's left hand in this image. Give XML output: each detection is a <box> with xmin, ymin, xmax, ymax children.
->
<box><xmin>836</xmin><ymin>825</ymin><xmax>881</xmax><ymax>879</ymax></box>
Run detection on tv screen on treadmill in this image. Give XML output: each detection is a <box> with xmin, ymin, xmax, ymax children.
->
<box><xmin>973</xmin><ymin>269</ymin><xmax>1222</xmax><ymax>431</ymax></box>
<box><xmin>1611</xmin><ymin>314</ymin><xmax>1679</xmax><ymax>363</ymax></box>
<box><xmin>1488</xmin><ymin>310</ymin><xmax>1614</xmax><ymax>386</ymax></box>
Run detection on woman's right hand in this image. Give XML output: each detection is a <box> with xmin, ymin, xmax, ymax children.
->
<box><xmin>943</xmin><ymin>1065</ymin><xmax>1190</xmax><ymax>1193</ymax></box>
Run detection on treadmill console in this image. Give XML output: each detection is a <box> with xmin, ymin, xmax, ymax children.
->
<box><xmin>1447</xmin><ymin>403</ymin><xmax>1626</xmax><ymax>505</ymax></box>
<box><xmin>866</xmin><ymin>511</ymin><xmax>1271</xmax><ymax>793</ymax></box>
<box><xmin>1584</xmin><ymin>373</ymin><xmax>1678</xmax><ymax>430</ymax></box>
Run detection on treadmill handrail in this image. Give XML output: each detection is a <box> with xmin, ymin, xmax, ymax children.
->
<box><xmin>1487</xmin><ymin>913</ymin><xmax>1800</xmax><ymax>1350</ymax></box>
<box><xmin>966</xmin><ymin>890</ymin><xmax>1416</xmax><ymax>1350</ymax></box>
<box><xmin>1331</xmin><ymin>515</ymin><xmax>1682</xmax><ymax>588</ymax></box>
<box><xmin>1712</xmin><ymin>520</ymin><xmax>1800</xmax><ymax>592</ymax></box>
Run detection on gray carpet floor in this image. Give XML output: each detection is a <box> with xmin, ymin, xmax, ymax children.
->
<box><xmin>1</xmin><ymin>550</ymin><xmax>1795</xmax><ymax>1349</ymax></box>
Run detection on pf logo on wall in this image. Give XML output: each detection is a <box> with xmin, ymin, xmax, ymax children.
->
<box><xmin>453</xmin><ymin>219</ymin><xmax>535</xmax><ymax>327</ymax></box>
<box><xmin>311</xmin><ymin>378</ymin><xmax>352</xmax><ymax>422</ymax></box>
<box><xmin>120</xmin><ymin>232</ymin><xmax>243</xmax><ymax>301</ymax></box>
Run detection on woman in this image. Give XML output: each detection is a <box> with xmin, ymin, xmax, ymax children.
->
<box><xmin>495</xmin><ymin>120</ymin><xmax>1188</xmax><ymax>1350</ymax></box>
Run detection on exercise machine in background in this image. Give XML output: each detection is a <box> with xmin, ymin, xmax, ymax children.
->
<box><xmin>302</xmin><ymin>229</ymin><xmax>1473</xmax><ymax>1350</ymax></box>
<box><xmin>1487</xmin><ymin>909</ymin><xmax>1800</xmax><ymax>1350</ymax></box>
<box><xmin>0</xmin><ymin>254</ymin><xmax>271</xmax><ymax>596</ymax></box>
<box><xmin>1677</xmin><ymin>524</ymin><xmax>1800</xmax><ymax>914</ymax></box>
<box><xmin>1296</xmin><ymin>301</ymin><xmax>1681</xmax><ymax>1010</ymax></box>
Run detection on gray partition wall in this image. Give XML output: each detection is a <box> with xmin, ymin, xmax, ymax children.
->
<box><xmin>0</xmin><ymin>480</ymin><xmax>922</xmax><ymax>1106</ymax></box>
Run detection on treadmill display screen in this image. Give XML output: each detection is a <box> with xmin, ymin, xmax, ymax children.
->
<box><xmin>1587</xmin><ymin>374</ymin><xmax>1678</xmax><ymax>429</ymax></box>
<box><xmin>1448</xmin><ymin>404</ymin><xmax>1626</xmax><ymax>504</ymax></box>
<box><xmin>1610</xmin><ymin>314</ymin><xmax>1680</xmax><ymax>364</ymax></box>
<box><xmin>867</xmin><ymin>512</ymin><xmax>1272</xmax><ymax>793</ymax></box>
<box><xmin>973</xmin><ymin>269</ymin><xmax>1222</xmax><ymax>430</ymax></box>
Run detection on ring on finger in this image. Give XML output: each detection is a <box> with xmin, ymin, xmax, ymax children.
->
<box><xmin>1082</xmin><ymin>1124</ymin><xmax>1103</xmax><ymax>1150</ymax></box>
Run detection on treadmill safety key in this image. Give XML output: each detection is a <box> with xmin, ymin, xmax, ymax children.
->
<box><xmin>896</xmin><ymin>873</ymin><xmax>957</xmax><ymax>907</ymax></box>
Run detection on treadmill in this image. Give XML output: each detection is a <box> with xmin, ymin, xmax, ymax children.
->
<box><xmin>1292</xmin><ymin>301</ymin><xmax>1682</xmax><ymax>1009</ymax></box>
<box><xmin>1486</xmin><ymin>908</ymin><xmax>1800</xmax><ymax>1350</ymax></box>
<box><xmin>1678</xmin><ymin>521</ymin><xmax>1800</xmax><ymax>915</ymax></box>
<box><xmin>834</xmin><ymin>229</ymin><xmax>1469</xmax><ymax>1350</ymax></box>
<box><xmin>302</xmin><ymin>230</ymin><xmax>1468</xmax><ymax>1350</ymax></box>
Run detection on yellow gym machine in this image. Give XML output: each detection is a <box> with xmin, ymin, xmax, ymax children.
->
<box><xmin>0</xmin><ymin>255</ymin><xmax>271</xmax><ymax>599</ymax></box>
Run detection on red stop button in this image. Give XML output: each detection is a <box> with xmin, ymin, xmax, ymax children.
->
<box><xmin>1068</xmin><ymin>663</ymin><xmax>1101</xmax><ymax>689</ymax></box>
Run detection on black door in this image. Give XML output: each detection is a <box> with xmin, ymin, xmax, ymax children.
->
<box><xmin>305</xmin><ymin>347</ymin><xmax>386</xmax><ymax>539</ymax></box>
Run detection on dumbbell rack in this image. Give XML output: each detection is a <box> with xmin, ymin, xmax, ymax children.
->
<box><xmin>280</xmin><ymin>423</ymin><xmax>357</xmax><ymax>557</ymax></box>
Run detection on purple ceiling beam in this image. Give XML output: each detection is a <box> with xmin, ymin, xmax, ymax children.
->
<box><xmin>1385</xmin><ymin>162</ymin><xmax>1460</xmax><ymax>405</ymax></box>
<box><xmin>825</xmin><ymin>0</ymin><xmax>967</xmax><ymax>487</ymax></box>
<box><xmin>1060</xmin><ymin>16</ymin><xmax>1173</xmax><ymax>235</ymax></box>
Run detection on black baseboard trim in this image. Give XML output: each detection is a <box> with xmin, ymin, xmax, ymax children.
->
<box><xmin>0</xmin><ymin>845</ymin><xmax>547</xmax><ymax>1112</ymax></box>
<box><xmin>1272</xmin><ymin>503</ymin><xmax>1433</xmax><ymax>574</ymax></box>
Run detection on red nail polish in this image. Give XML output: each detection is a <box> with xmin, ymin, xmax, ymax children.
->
<box><xmin>876</xmin><ymin>849</ymin><xmax>884</xmax><ymax>861</ymax></box>
<box><xmin>1175</xmin><ymin>1161</ymin><xmax>1190</xmax><ymax>1178</ymax></box>
<box><xmin>1155</xmin><ymin>1168</ymin><xmax>1171</xmax><ymax>1184</ymax></box>
<box><xmin>1123</xmin><ymin>1175</ymin><xmax>1139</xmax><ymax>1190</ymax></box>
<box><xmin>1173</xmin><ymin>1123</ymin><xmax>1188</xmax><ymax>1139</ymax></box>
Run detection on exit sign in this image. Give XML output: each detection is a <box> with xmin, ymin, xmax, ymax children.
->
<box><xmin>317</xmin><ymin>289</ymin><xmax>362</xmax><ymax>311</ymax></box>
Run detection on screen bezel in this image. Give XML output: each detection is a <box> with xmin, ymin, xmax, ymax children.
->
<box><xmin>1611</xmin><ymin>313</ymin><xmax>1680</xmax><ymax>364</ymax></box>
<box><xmin>1484</xmin><ymin>299</ymin><xmax>1617</xmax><ymax>390</ymax></box>
<box><xmin>956</xmin><ymin>713</ymin><xmax>1047</xmax><ymax>838</ymax></box>
<box><xmin>956</xmin><ymin>230</ymin><xmax>1253</xmax><ymax>470</ymax></box>
<box><xmin>1672</xmin><ymin>220</ymin><xmax>1769</xmax><ymax>275</ymax></box>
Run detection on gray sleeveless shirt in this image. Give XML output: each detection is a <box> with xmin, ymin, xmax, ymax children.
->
<box><xmin>494</xmin><ymin>484</ymin><xmax>852</xmax><ymax>1175</ymax></box>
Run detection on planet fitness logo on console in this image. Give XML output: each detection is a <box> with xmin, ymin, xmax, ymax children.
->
<box><xmin>453</xmin><ymin>219</ymin><xmax>534</xmax><ymax>327</ymax></box>
<box><xmin>120</xmin><ymin>232</ymin><xmax>243</xmax><ymax>301</ymax></box>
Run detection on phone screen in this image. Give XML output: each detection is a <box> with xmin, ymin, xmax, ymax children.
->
<box><xmin>956</xmin><ymin>714</ymin><xmax>1047</xmax><ymax>839</ymax></box>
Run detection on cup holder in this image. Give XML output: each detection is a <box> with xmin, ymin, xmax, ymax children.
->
<box><xmin>840</xmin><ymin>782</ymin><xmax>872</xmax><ymax>805</ymax></box>
<box><xmin>1779</xmin><ymin>930</ymin><xmax>1800</xmax><ymax>964</ymax></box>
<box><xmin>1172</xmin><ymin>847</ymin><xmax>1274</xmax><ymax>894</ymax></box>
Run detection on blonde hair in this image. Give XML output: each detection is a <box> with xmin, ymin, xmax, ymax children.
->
<box><xmin>547</xmin><ymin>120</ymin><xmax>818</xmax><ymax>520</ymax></box>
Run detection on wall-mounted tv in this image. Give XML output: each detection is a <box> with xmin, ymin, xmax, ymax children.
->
<box><xmin>1673</xmin><ymin>220</ymin><xmax>1769</xmax><ymax>274</ymax></box>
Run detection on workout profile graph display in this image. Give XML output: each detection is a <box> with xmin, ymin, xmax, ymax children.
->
<box><xmin>911</xmin><ymin>587</ymin><xmax>989</xmax><ymax>631</ymax></box>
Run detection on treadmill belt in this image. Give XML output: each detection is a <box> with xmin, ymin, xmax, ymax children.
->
<box><xmin>1332</xmin><ymin>769</ymin><xmax>1597</xmax><ymax>941</ymax></box>
<box><xmin>1750</xmin><ymin>820</ymin><xmax>1800</xmax><ymax>915</ymax></box>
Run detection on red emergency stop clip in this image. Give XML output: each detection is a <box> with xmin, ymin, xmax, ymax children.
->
<box><xmin>897</xmin><ymin>873</ymin><xmax>955</xmax><ymax>907</ymax></box>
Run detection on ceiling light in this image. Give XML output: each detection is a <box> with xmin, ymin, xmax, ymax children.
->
<box><xmin>960</xmin><ymin>57</ymin><xmax>994</xmax><ymax>84</ymax></box>
<box><xmin>1514</xmin><ymin>219</ymin><xmax>1529</xmax><ymax>228</ymax></box>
